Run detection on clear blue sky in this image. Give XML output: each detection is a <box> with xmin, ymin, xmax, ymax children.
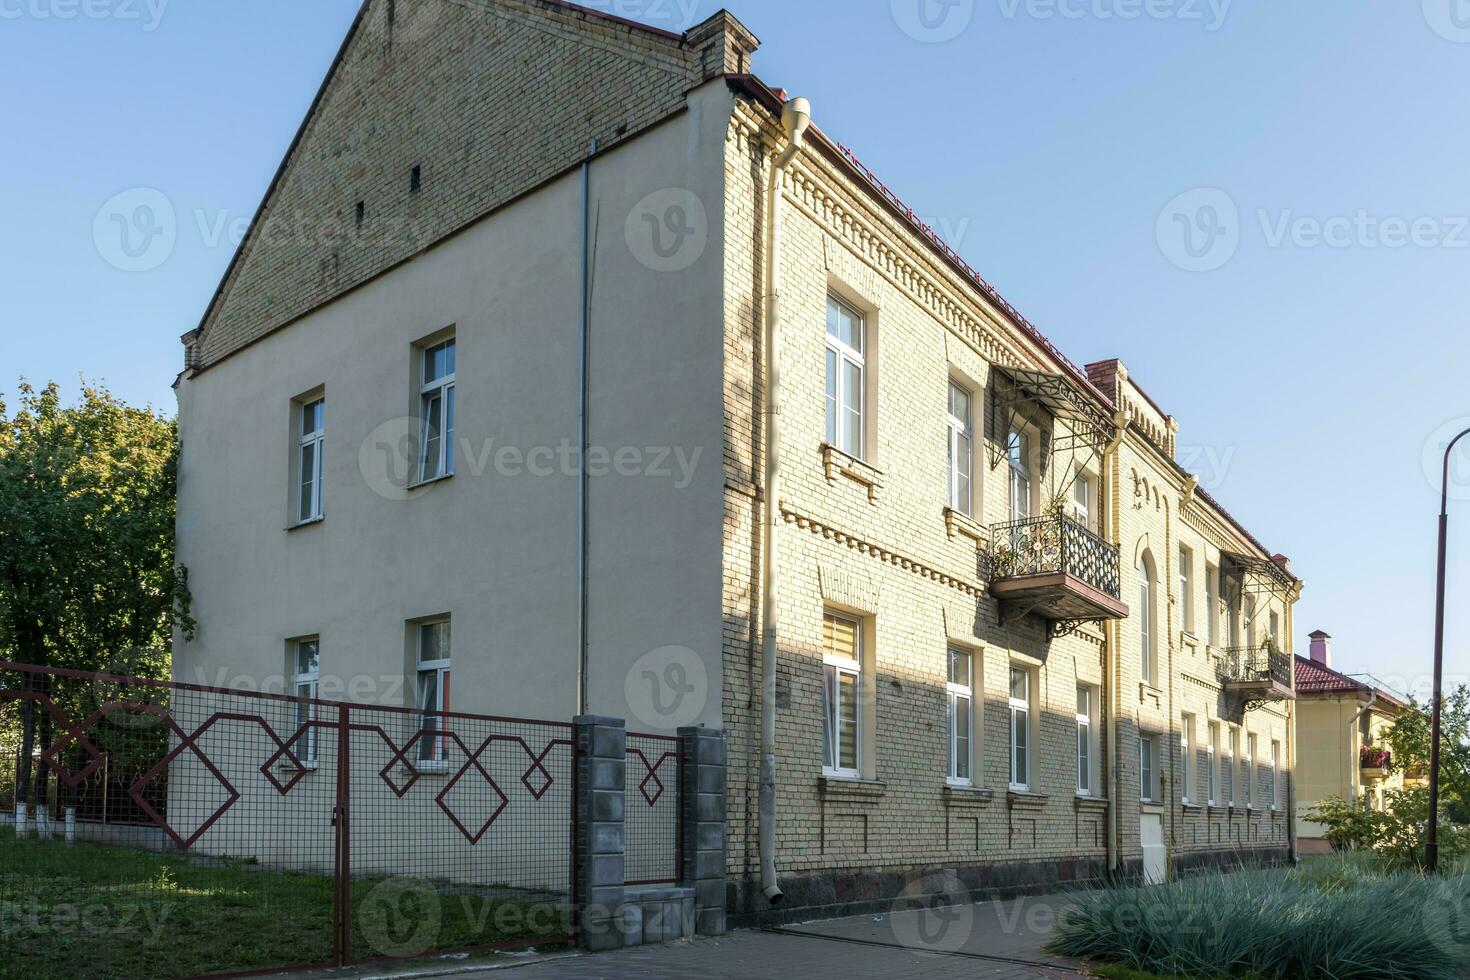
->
<box><xmin>3</xmin><ymin>0</ymin><xmax>1468</xmax><ymax>694</ymax></box>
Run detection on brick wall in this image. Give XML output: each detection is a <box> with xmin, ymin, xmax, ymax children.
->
<box><xmin>720</xmin><ymin>93</ymin><xmax>1297</xmax><ymax>912</ymax></box>
<box><xmin>191</xmin><ymin>0</ymin><xmax>756</xmax><ymax>368</ymax></box>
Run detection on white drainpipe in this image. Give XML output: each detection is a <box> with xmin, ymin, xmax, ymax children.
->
<box><xmin>1349</xmin><ymin>691</ymin><xmax>1377</xmax><ymax>804</ymax></box>
<box><xmin>759</xmin><ymin>96</ymin><xmax>811</xmax><ymax>906</ymax></box>
<box><xmin>1102</xmin><ymin>411</ymin><xmax>1128</xmax><ymax>873</ymax></box>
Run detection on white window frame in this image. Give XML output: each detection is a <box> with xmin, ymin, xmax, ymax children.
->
<box><xmin>947</xmin><ymin>647</ymin><xmax>974</xmax><ymax>785</ymax></box>
<box><xmin>1180</xmin><ymin>714</ymin><xmax>1195</xmax><ymax>804</ymax></box>
<box><xmin>1246</xmin><ymin>733</ymin><xmax>1257</xmax><ymax>808</ymax></box>
<box><xmin>298</xmin><ymin>398</ymin><xmax>325</xmax><ymax>523</ymax></box>
<box><xmin>1139</xmin><ymin>558</ymin><xmax>1155</xmax><ymax>684</ymax></box>
<box><xmin>1269</xmin><ymin>740</ymin><xmax>1281</xmax><ymax>810</ymax></box>
<box><xmin>416</xmin><ymin>620</ymin><xmax>452</xmax><ymax>765</ymax></box>
<box><xmin>1009</xmin><ymin>665</ymin><xmax>1032</xmax><ymax>791</ymax></box>
<box><xmin>1269</xmin><ymin>610</ymin><xmax>1280</xmax><ymax>647</ymax></box>
<box><xmin>822</xmin><ymin>614</ymin><xmax>863</xmax><ymax>779</ymax></box>
<box><xmin>1205</xmin><ymin>564</ymin><xmax>1219</xmax><ymax>647</ymax></box>
<box><xmin>1007</xmin><ymin>429</ymin><xmax>1032</xmax><ymax>522</ymax></box>
<box><xmin>1139</xmin><ymin>734</ymin><xmax>1157</xmax><ymax>803</ymax></box>
<box><xmin>946</xmin><ymin>381</ymin><xmax>974</xmax><ymax>517</ymax></box>
<box><xmin>824</xmin><ymin>296</ymin><xmax>866</xmax><ymax>459</ymax></box>
<box><xmin>1224</xmin><ymin>727</ymin><xmax>1238</xmax><ymax>805</ymax></box>
<box><xmin>1207</xmin><ymin>722</ymin><xmax>1219</xmax><ymax>805</ymax></box>
<box><xmin>1072</xmin><ymin>473</ymin><xmax>1092</xmax><ymax>530</ymax></box>
<box><xmin>1076</xmin><ymin>686</ymin><xmax>1096</xmax><ymax>796</ymax></box>
<box><xmin>292</xmin><ymin>638</ymin><xmax>320</xmax><ymax>766</ymax></box>
<box><xmin>418</xmin><ymin>339</ymin><xmax>456</xmax><ymax>483</ymax></box>
<box><xmin>1179</xmin><ymin>545</ymin><xmax>1194</xmax><ymax>635</ymax></box>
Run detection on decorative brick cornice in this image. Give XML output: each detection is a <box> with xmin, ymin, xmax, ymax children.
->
<box><xmin>780</xmin><ymin>503</ymin><xmax>985</xmax><ymax>598</ymax></box>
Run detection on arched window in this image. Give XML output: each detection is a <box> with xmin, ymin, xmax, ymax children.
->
<box><xmin>1139</xmin><ymin>552</ymin><xmax>1157</xmax><ymax>684</ymax></box>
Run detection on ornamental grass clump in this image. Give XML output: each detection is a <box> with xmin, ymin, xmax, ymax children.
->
<box><xmin>1049</xmin><ymin>861</ymin><xmax>1470</xmax><ymax>979</ymax></box>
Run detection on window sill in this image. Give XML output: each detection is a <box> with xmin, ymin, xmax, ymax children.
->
<box><xmin>820</xmin><ymin>444</ymin><xmax>884</xmax><ymax>502</ymax></box>
<box><xmin>1140</xmin><ymin>800</ymin><xmax>1166</xmax><ymax>814</ymax></box>
<box><xmin>943</xmin><ymin>507</ymin><xmax>987</xmax><ymax>545</ymax></box>
<box><xmin>1006</xmin><ymin>789</ymin><xmax>1049</xmax><ymax>810</ymax></box>
<box><xmin>407</xmin><ymin>473</ymin><xmax>455</xmax><ymax>492</ymax></box>
<box><xmin>287</xmin><ymin>516</ymin><xmax>325</xmax><ymax>532</ymax></box>
<box><xmin>943</xmin><ymin>785</ymin><xmax>994</xmax><ymax>809</ymax></box>
<box><xmin>277</xmin><ymin>762</ymin><xmax>319</xmax><ymax>774</ymax></box>
<box><xmin>819</xmin><ymin>775</ymin><xmax>886</xmax><ymax>803</ymax></box>
<box><xmin>403</xmin><ymin>762</ymin><xmax>452</xmax><ymax>777</ymax></box>
<box><xmin>1180</xmin><ymin>801</ymin><xmax>1204</xmax><ymax>813</ymax></box>
<box><xmin>1074</xmin><ymin>794</ymin><xmax>1109</xmax><ymax>813</ymax></box>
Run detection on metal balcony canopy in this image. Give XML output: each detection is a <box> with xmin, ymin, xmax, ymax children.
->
<box><xmin>987</xmin><ymin>365</ymin><xmax>1115</xmax><ymax>469</ymax></box>
<box><xmin>1221</xmin><ymin>551</ymin><xmax>1295</xmax><ymax>600</ymax></box>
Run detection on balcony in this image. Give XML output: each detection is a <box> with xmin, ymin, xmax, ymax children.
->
<box><xmin>1360</xmin><ymin>746</ymin><xmax>1392</xmax><ymax>782</ymax></box>
<box><xmin>1219</xmin><ymin>642</ymin><xmax>1295</xmax><ymax>703</ymax></box>
<box><xmin>989</xmin><ymin>514</ymin><xmax>1128</xmax><ymax>632</ymax></box>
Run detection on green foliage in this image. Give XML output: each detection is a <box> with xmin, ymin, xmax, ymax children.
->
<box><xmin>1382</xmin><ymin>688</ymin><xmax>1470</xmax><ymax>823</ymax></box>
<box><xmin>0</xmin><ymin>380</ymin><xmax>191</xmax><ymax>676</ymax></box>
<box><xmin>1050</xmin><ymin>860</ymin><xmax>1470</xmax><ymax>979</ymax></box>
<box><xmin>1307</xmin><ymin>790</ymin><xmax>1470</xmax><ymax>872</ymax></box>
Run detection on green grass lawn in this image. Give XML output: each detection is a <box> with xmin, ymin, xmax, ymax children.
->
<box><xmin>0</xmin><ymin>827</ymin><xmax>568</xmax><ymax>979</ymax></box>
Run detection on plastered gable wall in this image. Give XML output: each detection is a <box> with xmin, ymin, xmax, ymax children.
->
<box><xmin>174</xmin><ymin>79</ymin><xmax>734</xmax><ymax>730</ymax></box>
<box><xmin>193</xmin><ymin>0</ymin><xmax>752</xmax><ymax>366</ymax></box>
<box><xmin>719</xmin><ymin>93</ymin><xmax>1296</xmax><ymax>895</ymax></box>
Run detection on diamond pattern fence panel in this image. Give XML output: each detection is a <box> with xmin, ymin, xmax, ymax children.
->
<box><xmin>624</xmin><ymin>732</ymin><xmax>680</xmax><ymax>886</ymax></box>
<box><xmin>0</xmin><ymin>662</ymin><xmax>576</xmax><ymax>980</ymax></box>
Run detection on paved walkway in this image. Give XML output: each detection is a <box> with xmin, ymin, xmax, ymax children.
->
<box><xmin>363</xmin><ymin>892</ymin><xmax>1090</xmax><ymax>980</ymax></box>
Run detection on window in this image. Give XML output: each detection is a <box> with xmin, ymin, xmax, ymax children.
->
<box><xmin>1009</xmin><ymin>666</ymin><xmax>1032</xmax><ymax>790</ymax></box>
<box><xmin>1139</xmin><ymin>734</ymin><xmax>1157</xmax><ymax>802</ymax></box>
<box><xmin>1179</xmin><ymin>545</ymin><xmax>1194</xmax><ymax>635</ymax></box>
<box><xmin>822</xmin><ymin>613</ymin><xmax>862</xmax><ymax>778</ymax></box>
<box><xmin>947</xmin><ymin>647</ymin><xmax>974</xmax><ymax>784</ymax></box>
<box><xmin>1269</xmin><ymin>741</ymin><xmax>1281</xmax><ymax>809</ymax></box>
<box><xmin>1007</xmin><ymin>430</ymin><xmax>1032</xmax><ymax>521</ymax></box>
<box><xmin>946</xmin><ymin>381</ymin><xmax>974</xmax><ymax>516</ymax></box>
<box><xmin>416</xmin><ymin>620</ymin><xmax>451</xmax><ymax>763</ymax></box>
<box><xmin>1180</xmin><ymin>714</ymin><xmax>1196</xmax><ymax>804</ymax></box>
<box><xmin>1246</xmin><ymin>734</ymin><xmax>1257</xmax><ymax>807</ymax></box>
<box><xmin>1269</xmin><ymin>610</ymin><xmax>1280</xmax><ymax>646</ymax></box>
<box><xmin>419</xmin><ymin>339</ymin><xmax>456</xmax><ymax>483</ymax></box>
<box><xmin>1228</xmin><ymin>592</ymin><xmax>1241</xmax><ymax>647</ymax></box>
<box><xmin>1207</xmin><ymin>722</ymin><xmax>1219</xmax><ymax>804</ymax></box>
<box><xmin>298</xmin><ymin>398</ymin><xmax>325</xmax><ymax>523</ymax></box>
<box><xmin>1072</xmin><ymin>474</ymin><xmax>1092</xmax><ymax>530</ymax></box>
<box><xmin>1076</xmin><ymin>686</ymin><xmax>1096</xmax><ymax>796</ymax></box>
<box><xmin>1224</xmin><ymin>728</ymin><xmax>1237</xmax><ymax>805</ymax></box>
<box><xmin>292</xmin><ymin>639</ymin><xmax>320</xmax><ymax>765</ymax></box>
<box><xmin>824</xmin><ymin>297</ymin><xmax>865</xmax><ymax>458</ymax></box>
<box><xmin>1205</xmin><ymin>564</ymin><xmax>1219</xmax><ymax>646</ymax></box>
<box><xmin>1139</xmin><ymin>554</ymin><xmax>1156</xmax><ymax>684</ymax></box>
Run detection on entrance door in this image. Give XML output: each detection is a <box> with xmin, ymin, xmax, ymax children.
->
<box><xmin>1140</xmin><ymin>814</ymin><xmax>1167</xmax><ymax>884</ymax></box>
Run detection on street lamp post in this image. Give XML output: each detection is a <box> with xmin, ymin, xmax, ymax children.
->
<box><xmin>1427</xmin><ymin>425</ymin><xmax>1470</xmax><ymax>874</ymax></box>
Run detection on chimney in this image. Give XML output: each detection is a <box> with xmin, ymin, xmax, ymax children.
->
<box><xmin>1309</xmin><ymin>629</ymin><xmax>1332</xmax><ymax>667</ymax></box>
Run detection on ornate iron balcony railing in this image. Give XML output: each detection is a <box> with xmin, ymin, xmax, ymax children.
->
<box><xmin>1221</xmin><ymin>643</ymin><xmax>1294</xmax><ymax>690</ymax></box>
<box><xmin>990</xmin><ymin>514</ymin><xmax>1123</xmax><ymax>600</ymax></box>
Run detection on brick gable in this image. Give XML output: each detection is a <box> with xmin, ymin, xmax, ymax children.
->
<box><xmin>189</xmin><ymin>0</ymin><xmax>757</xmax><ymax>369</ymax></box>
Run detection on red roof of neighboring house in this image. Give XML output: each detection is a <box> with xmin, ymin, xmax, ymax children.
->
<box><xmin>1294</xmin><ymin>656</ymin><xmax>1408</xmax><ymax>710</ymax></box>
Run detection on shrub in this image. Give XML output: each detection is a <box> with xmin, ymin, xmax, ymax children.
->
<box><xmin>1307</xmin><ymin>790</ymin><xmax>1470</xmax><ymax>872</ymax></box>
<box><xmin>1049</xmin><ymin>863</ymin><xmax>1470</xmax><ymax>980</ymax></box>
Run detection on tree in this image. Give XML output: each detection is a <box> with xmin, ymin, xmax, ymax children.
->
<box><xmin>1382</xmin><ymin>687</ymin><xmax>1470</xmax><ymax>824</ymax></box>
<box><xmin>0</xmin><ymin>380</ymin><xmax>193</xmax><ymax>819</ymax></box>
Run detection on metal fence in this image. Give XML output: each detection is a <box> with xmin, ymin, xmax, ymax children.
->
<box><xmin>0</xmin><ymin>661</ymin><xmax>577</xmax><ymax>979</ymax></box>
<box><xmin>624</xmin><ymin>731</ymin><xmax>681</xmax><ymax>886</ymax></box>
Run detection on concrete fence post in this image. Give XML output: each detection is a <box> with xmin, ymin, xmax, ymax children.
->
<box><xmin>573</xmin><ymin>715</ymin><xmax>626</xmax><ymax>951</ymax></box>
<box><xmin>678</xmin><ymin>725</ymin><xmax>728</xmax><ymax>936</ymax></box>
